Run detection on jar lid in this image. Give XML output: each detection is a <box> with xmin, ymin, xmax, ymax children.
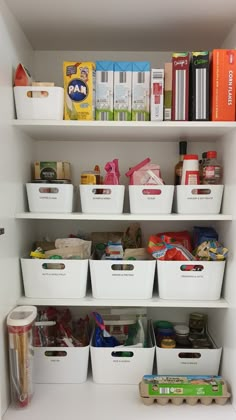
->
<box><xmin>161</xmin><ymin>338</ymin><xmax>176</xmax><ymax>348</ymax></box>
<box><xmin>174</xmin><ymin>324</ymin><xmax>190</xmax><ymax>335</ymax></box>
<box><xmin>207</xmin><ymin>151</ymin><xmax>217</xmax><ymax>159</ymax></box>
<box><xmin>154</xmin><ymin>320</ymin><xmax>173</xmax><ymax>329</ymax></box>
<box><xmin>183</xmin><ymin>154</ymin><xmax>198</xmax><ymax>160</ymax></box>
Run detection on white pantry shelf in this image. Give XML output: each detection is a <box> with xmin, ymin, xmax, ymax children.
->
<box><xmin>3</xmin><ymin>381</ymin><xmax>236</xmax><ymax>420</ymax></box>
<box><xmin>15</xmin><ymin>212</ymin><xmax>233</xmax><ymax>221</ymax></box>
<box><xmin>17</xmin><ymin>294</ymin><xmax>229</xmax><ymax>308</ymax></box>
<box><xmin>12</xmin><ymin>120</ymin><xmax>236</xmax><ymax>142</ymax></box>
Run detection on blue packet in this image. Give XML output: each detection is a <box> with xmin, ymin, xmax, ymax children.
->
<box><xmin>91</xmin><ymin>312</ymin><xmax>120</xmax><ymax>347</ymax></box>
<box><xmin>193</xmin><ymin>226</ymin><xmax>218</xmax><ymax>248</ymax></box>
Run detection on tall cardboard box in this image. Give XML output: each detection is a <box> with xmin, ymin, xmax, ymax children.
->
<box><xmin>164</xmin><ymin>63</ymin><xmax>172</xmax><ymax>121</ymax></box>
<box><xmin>150</xmin><ymin>69</ymin><xmax>164</xmax><ymax>121</ymax></box>
<box><xmin>189</xmin><ymin>51</ymin><xmax>210</xmax><ymax>121</ymax></box>
<box><xmin>96</xmin><ymin>61</ymin><xmax>114</xmax><ymax>121</ymax></box>
<box><xmin>211</xmin><ymin>49</ymin><xmax>236</xmax><ymax>121</ymax></box>
<box><xmin>132</xmin><ymin>62</ymin><xmax>150</xmax><ymax>121</ymax></box>
<box><xmin>171</xmin><ymin>52</ymin><xmax>190</xmax><ymax>121</ymax></box>
<box><xmin>114</xmin><ymin>62</ymin><xmax>132</xmax><ymax>121</ymax></box>
<box><xmin>63</xmin><ymin>61</ymin><xmax>96</xmax><ymax>120</ymax></box>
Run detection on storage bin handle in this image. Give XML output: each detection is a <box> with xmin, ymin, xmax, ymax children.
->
<box><xmin>111</xmin><ymin>351</ymin><xmax>134</xmax><ymax>358</ymax></box>
<box><xmin>92</xmin><ymin>188</ymin><xmax>111</xmax><ymax>195</ymax></box>
<box><xmin>111</xmin><ymin>264</ymin><xmax>134</xmax><ymax>271</ymax></box>
<box><xmin>44</xmin><ymin>350</ymin><xmax>67</xmax><ymax>357</ymax></box>
<box><xmin>39</xmin><ymin>187</ymin><xmax>59</xmax><ymax>194</ymax></box>
<box><xmin>42</xmin><ymin>263</ymin><xmax>65</xmax><ymax>270</ymax></box>
<box><xmin>178</xmin><ymin>352</ymin><xmax>201</xmax><ymax>359</ymax></box>
<box><xmin>27</xmin><ymin>90</ymin><xmax>49</xmax><ymax>98</ymax></box>
<box><xmin>191</xmin><ymin>188</ymin><xmax>211</xmax><ymax>195</ymax></box>
<box><xmin>142</xmin><ymin>189</ymin><xmax>161</xmax><ymax>196</ymax></box>
<box><xmin>180</xmin><ymin>264</ymin><xmax>204</xmax><ymax>272</ymax></box>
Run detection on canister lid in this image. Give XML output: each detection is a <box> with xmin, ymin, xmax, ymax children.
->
<box><xmin>174</xmin><ymin>324</ymin><xmax>190</xmax><ymax>335</ymax></box>
<box><xmin>7</xmin><ymin>306</ymin><xmax>37</xmax><ymax>327</ymax></box>
<box><xmin>183</xmin><ymin>154</ymin><xmax>198</xmax><ymax>160</ymax></box>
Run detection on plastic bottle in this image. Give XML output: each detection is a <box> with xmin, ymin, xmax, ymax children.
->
<box><xmin>199</xmin><ymin>152</ymin><xmax>207</xmax><ymax>184</ymax></box>
<box><xmin>202</xmin><ymin>151</ymin><xmax>223</xmax><ymax>185</ymax></box>
<box><xmin>174</xmin><ymin>140</ymin><xmax>187</xmax><ymax>185</ymax></box>
<box><xmin>181</xmin><ymin>154</ymin><xmax>200</xmax><ymax>185</ymax></box>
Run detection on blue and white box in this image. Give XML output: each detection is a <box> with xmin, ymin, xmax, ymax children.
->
<box><xmin>132</xmin><ymin>62</ymin><xmax>150</xmax><ymax>121</ymax></box>
<box><xmin>114</xmin><ymin>62</ymin><xmax>132</xmax><ymax>121</ymax></box>
<box><xmin>96</xmin><ymin>61</ymin><xmax>114</xmax><ymax>121</ymax></box>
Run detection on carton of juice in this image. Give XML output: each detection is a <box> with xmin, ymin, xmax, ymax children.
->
<box><xmin>63</xmin><ymin>61</ymin><xmax>96</xmax><ymax>120</ymax></box>
<box><xmin>96</xmin><ymin>61</ymin><xmax>114</xmax><ymax>121</ymax></box>
<box><xmin>132</xmin><ymin>62</ymin><xmax>150</xmax><ymax>121</ymax></box>
<box><xmin>114</xmin><ymin>62</ymin><xmax>132</xmax><ymax>121</ymax></box>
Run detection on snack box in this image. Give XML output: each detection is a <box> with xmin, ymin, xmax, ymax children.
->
<box><xmin>139</xmin><ymin>375</ymin><xmax>230</xmax><ymax>406</ymax></box>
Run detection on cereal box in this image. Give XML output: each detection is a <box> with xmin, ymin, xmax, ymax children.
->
<box><xmin>63</xmin><ymin>61</ymin><xmax>96</xmax><ymax>120</ymax></box>
<box><xmin>211</xmin><ymin>49</ymin><xmax>236</xmax><ymax>121</ymax></box>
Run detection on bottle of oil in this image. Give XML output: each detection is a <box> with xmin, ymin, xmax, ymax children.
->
<box><xmin>174</xmin><ymin>140</ymin><xmax>187</xmax><ymax>185</ymax></box>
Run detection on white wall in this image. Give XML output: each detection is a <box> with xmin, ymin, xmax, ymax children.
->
<box><xmin>0</xmin><ymin>0</ymin><xmax>34</xmax><ymax>415</ymax></box>
<box><xmin>33</xmin><ymin>50</ymin><xmax>172</xmax><ymax>87</ymax></box>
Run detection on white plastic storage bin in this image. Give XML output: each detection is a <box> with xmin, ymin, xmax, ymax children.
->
<box><xmin>90</xmin><ymin>327</ymin><xmax>155</xmax><ymax>384</ymax></box>
<box><xmin>80</xmin><ymin>185</ymin><xmax>125</xmax><ymax>214</ymax></box>
<box><xmin>34</xmin><ymin>346</ymin><xmax>89</xmax><ymax>384</ymax></box>
<box><xmin>157</xmin><ymin>260</ymin><xmax>225</xmax><ymax>300</ymax></box>
<box><xmin>21</xmin><ymin>258</ymin><xmax>88</xmax><ymax>298</ymax></box>
<box><xmin>176</xmin><ymin>185</ymin><xmax>224</xmax><ymax>214</ymax></box>
<box><xmin>14</xmin><ymin>86</ymin><xmax>64</xmax><ymax>120</ymax></box>
<box><xmin>90</xmin><ymin>259</ymin><xmax>156</xmax><ymax>299</ymax></box>
<box><xmin>155</xmin><ymin>339</ymin><xmax>222</xmax><ymax>376</ymax></box>
<box><xmin>129</xmin><ymin>185</ymin><xmax>174</xmax><ymax>214</ymax></box>
<box><xmin>26</xmin><ymin>183</ymin><xmax>74</xmax><ymax>213</ymax></box>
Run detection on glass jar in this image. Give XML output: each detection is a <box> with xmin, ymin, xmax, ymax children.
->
<box><xmin>174</xmin><ymin>324</ymin><xmax>191</xmax><ymax>348</ymax></box>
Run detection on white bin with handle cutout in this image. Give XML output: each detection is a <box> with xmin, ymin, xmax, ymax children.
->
<box><xmin>90</xmin><ymin>259</ymin><xmax>156</xmax><ymax>299</ymax></box>
<box><xmin>129</xmin><ymin>185</ymin><xmax>174</xmax><ymax>214</ymax></box>
<box><xmin>80</xmin><ymin>185</ymin><xmax>125</xmax><ymax>214</ymax></box>
<box><xmin>21</xmin><ymin>258</ymin><xmax>88</xmax><ymax>298</ymax></box>
<box><xmin>176</xmin><ymin>185</ymin><xmax>224</xmax><ymax>214</ymax></box>
<box><xmin>157</xmin><ymin>260</ymin><xmax>225</xmax><ymax>300</ymax></box>
<box><xmin>90</xmin><ymin>322</ymin><xmax>155</xmax><ymax>384</ymax></box>
<box><xmin>26</xmin><ymin>183</ymin><xmax>74</xmax><ymax>213</ymax></box>
<box><xmin>155</xmin><ymin>336</ymin><xmax>222</xmax><ymax>375</ymax></box>
<box><xmin>34</xmin><ymin>346</ymin><xmax>89</xmax><ymax>384</ymax></box>
<box><xmin>14</xmin><ymin>86</ymin><xmax>64</xmax><ymax>120</ymax></box>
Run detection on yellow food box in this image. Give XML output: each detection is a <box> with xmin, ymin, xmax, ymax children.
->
<box><xmin>63</xmin><ymin>61</ymin><xmax>96</xmax><ymax>120</ymax></box>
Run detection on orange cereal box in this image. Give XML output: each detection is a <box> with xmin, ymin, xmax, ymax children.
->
<box><xmin>211</xmin><ymin>49</ymin><xmax>236</xmax><ymax>121</ymax></box>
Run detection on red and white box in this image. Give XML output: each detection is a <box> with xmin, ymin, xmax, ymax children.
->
<box><xmin>151</xmin><ymin>69</ymin><xmax>164</xmax><ymax>121</ymax></box>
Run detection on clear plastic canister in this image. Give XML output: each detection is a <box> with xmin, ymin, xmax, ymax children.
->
<box><xmin>7</xmin><ymin>306</ymin><xmax>37</xmax><ymax>408</ymax></box>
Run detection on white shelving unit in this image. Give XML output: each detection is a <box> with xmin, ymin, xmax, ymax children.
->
<box><xmin>15</xmin><ymin>212</ymin><xmax>233</xmax><ymax>221</ymax></box>
<box><xmin>12</xmin><ymin>120</ymin><xmax>236</xmax><ymax>142</ymax></box>
<box><xmin>17</xmin><ymin>294</ymin><xmax>229</xmax><ymax>308</ymax></box>
<box><xmin>1</xmin><ymin>0</ymin><xmax>236</xmax><ymax>419</ymax></box>
<box><xmin>3</xmin><ymin>380</ymin><xmax>236</xmax><ymax>420</ymax></box>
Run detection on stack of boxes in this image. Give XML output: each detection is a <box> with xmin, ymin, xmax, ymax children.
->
<box><xmin>63</xmin><ymin>50</ymin><xmax>236</xmax><ymax>123</ymax></box>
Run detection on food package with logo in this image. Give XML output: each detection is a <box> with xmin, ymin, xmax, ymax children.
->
<box><xmin>63</xmin><ymin>61</ymin><xmax>96</xmax><ymax>120</ymax></box>
<box><xmin>33</xmin><ymin>161</ymin><xmax>71</xmax><ymax>182</ymax></box>
<box><xmin>139</xmin><ymin>375</ymin><xmax>231</xmax><ymax>405</ymax></box>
